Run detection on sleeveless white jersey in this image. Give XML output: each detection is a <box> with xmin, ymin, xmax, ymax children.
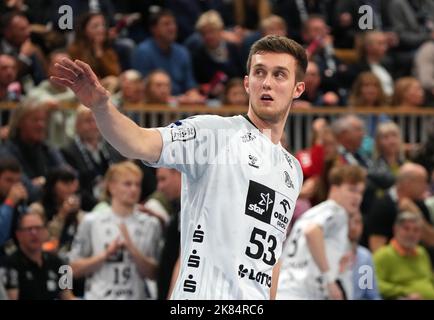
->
<box><xmin>68</xmin><ymin>209</ymin><xmax>162</xmax><ymax>299</ymax></box>
<box><xmin>277</xmin><ymin>200</ymin><xmax>351</xmax><ymax>300</ymax></box>
<box><xmin>146</xmin><ymin>115</ymin><xmax>303</xmax><ymax>299</ymax></box>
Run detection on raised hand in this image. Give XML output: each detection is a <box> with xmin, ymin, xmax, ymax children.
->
<box><xmin>50</xmin><ymin>58</ymin><xmax>110</xmax><ymax>110</ymax></box>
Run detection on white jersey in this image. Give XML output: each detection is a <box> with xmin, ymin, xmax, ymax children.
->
<box><xmin>145</xmin><ymin>115</ymin><xmax>303</xmax><ymax>299</ymax></box>
<box><xmin>68</xmin><ymin>209</ymin><xmax>162</xmax><ymax>300</ymax></box>
<box><xmin>277</xmin><ymin>200</ymin><xmax>351</xmax><ymax>300</ymax></box>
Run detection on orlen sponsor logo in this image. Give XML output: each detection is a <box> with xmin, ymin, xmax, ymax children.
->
<box><xmin>238</xmin><ymin>264</ymin><xmax>272</xmax><ymax>288</ymax></box>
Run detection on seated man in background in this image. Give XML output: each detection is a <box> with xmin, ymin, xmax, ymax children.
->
<box><xmin>3</xmin><ymin>211</ymin><xmax>75</xmax><ymax>300</ymax></box>
<box><xmin>374</xmin><ymin>211</ymin><xmax>434</xmax><ymax>300</ymax></box>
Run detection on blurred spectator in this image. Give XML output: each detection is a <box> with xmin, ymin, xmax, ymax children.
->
<box><xmin>387</xmin><ymin>0</ymin><xmax>434</xmax><ymax>77</ymax></box>
<box><xmin>294</xmin><ymin>60</ymin><xmax>341</xmax><ymax>108</ymax></box>
<box><xmin>333</xmin><ymin>0</ymin><xmax>393</xmax><ymax>48</ymax></box>
<box><xmin>365</xmin><ymin>163</ymin><xmax>434</xmax><ymax>253</ymax></box>
<box><xmin>0</xmin><ymin>100</ymin><xmax>66</xmax><ymax>202</ymax></box>
<box><xmin>61</xmin><ymin>105</ymin><xmax>123</xmax><ymax>211</ymax></box>
<box><xmin>373</xmin><ymin>211</ymin><xmax>434</xmax><ymax>299</ymax></box>
<box><xmin>0</xmin><ymin>11</ymin><xmax>46</xmax><ymax>86</ymax></box>
<box><xmin>273</xmin><ymin>0</ymin><xmax>334</xmax><ymax>43</ymax></box>
<box><xmin>0</xmin><ymin>54</ymin><xmax>21</xmax><ymax>139</ymax></box>
<box><xmin>112</xmin><ymin>69</ymin><xmax>145</xmax><ymax>108</ymax></box>
<box><xmin>40</xmin><ymin>168</ymin><xmax>84</xmax><ymax>255</ymax></box>
<box><xmin>144</xmin><ymin>70</ymin><xmax>172</xmax><ymax>104</ymax></box>
<box><xmin>373</xmin><ymin>122</ymin><xmax>405</xmax><ymax>179</ymax></box>
<box><xmin>302</xmin><ymin>15</ymin><xmax>351</xmax><ymax>96</ymax></box>
<box><xmin>412</xmin><ymin>126</ymin><xmax>434</xmax><ymax>176</ymax></box>
<box><xmin>132</xmin><ymin>9</ymin><xmax>203</xmax><ymax>104</ymax></box>
<box><xmin>153</xmin><ymin>168</ymin><xmax>181</xmax><ymax>300</ymax></box>
<box><xmin>349</xmin><ymin>210</ymin><xmax>381</xmax><ymax>300</ymax></box>
<box><xmin>3</xmin><ymin>211</ymin><xmax>75</xmax><ymax>299</ymax></box>
<box><xmin>0</xmin><ymin>54</ymin><xmax>20</xmax><ymax>102</ymax></box>
<box><xmin>191</xmin><ymin>10</ymin><xmax>243</xmax><ymax>99</ymax></box>
<box><xmin>347</xmin><ymin>72</ymin><xmax>390</xmax><ymax>138</ymax></box>
<box><xmin>28</xmin><ymin>50</ymin><xmax>77</xmax><ymax>147</ymax></box>
<box><xmin>0</xmin><ymin>0</ymin><xmax>52</xmax><ymax>25</ymax></box>
<box><xmin>0</xmin><ymin>158</ymin><xmax>27</xmax><ymax>253</ymax></box>
<box><xmin>223</xmin><ymin>78</ymin><xmax>248</xmax><ymax>106</ymax></box>
<box><xmin>413</xmin><ymin>41</ymin><xmax>434</xmax><ymax>106</ymax></box>
<box><xmin>391</xmin><ymin>77</ymin><xmax>425</xmax><ymax>107</ymax></box>
<box><xmin>353</xmin><ymin>31</ymin><xmax>394</xmax><ymax>96</ymax></box>
<box><xmin>68</xmin><ymin>13</ymin><xmax>121</xmax><ymax>81</ymax></box>
<box><xmin>68</xmin><ymin>161</ymin><xmax>162</xmax><ymax>300</ymax></box>
<box><xmin>241</xmin><ymin>14</ymin><xmax>288</xmax><ymax>67</ymax></box>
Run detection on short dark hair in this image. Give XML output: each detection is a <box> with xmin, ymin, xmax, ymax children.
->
<box><xmin>246</xmin><ymin>35</ymin><xmax>307</xmax><ymax>82</ymax></box>
<box><xmin>0</xmin><ymin>157</ymin><xmax>21</xmax><ymax>176</ymax></box>
<box><xmin>149</xmin><ymin>8</ymin><xmax>174</xmax><ymax>29</ymax></box>
<box><xmin>329</xmin><ymin>165</ymin><xmax>367</xmax><ymax>186</ymax></box>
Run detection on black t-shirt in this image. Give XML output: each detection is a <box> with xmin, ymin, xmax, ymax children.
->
<box><xmin>4</xmin><ymin>249</ymin><xmax>66</xmax><ymax>300</ymax></box>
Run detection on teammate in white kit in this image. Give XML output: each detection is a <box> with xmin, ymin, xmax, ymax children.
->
<box><xmin>277</xmin><ymin>165</ymin><xmax>366</xmax><ymax>300</ymax></box>
<box><xmin>68</xmin><ymin>162</ymin><xmax>162</xmax><ymax>299</ymax></box>
<box><xmin>52</xmin><ymin>35</ymin><xmax>307</xmax><ymax>299</ymax></box>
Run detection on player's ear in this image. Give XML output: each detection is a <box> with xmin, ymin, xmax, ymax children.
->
<box><xmin>244</xmin><ymin>75</ymin><xmax>250</xmax><ymax>95</ymax></box>
<box><xmin>293</xmin><ymin>81</ymin><xmax>305</xmax><ymax>99</ymax></box>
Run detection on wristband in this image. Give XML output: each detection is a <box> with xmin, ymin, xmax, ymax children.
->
<box><xmin>321</xmin><ymin>270</ymin><xmax>335</xmax><ymax>284</ymax></box>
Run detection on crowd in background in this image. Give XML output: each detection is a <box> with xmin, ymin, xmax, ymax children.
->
<box><xmin>1</xmin><ymin>0</ymin><xmax>434</xmax><ymax>300</ymax></box>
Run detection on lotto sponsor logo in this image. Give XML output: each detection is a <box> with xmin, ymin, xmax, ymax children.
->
<box><xmin>238</xmin><ymin>264</ymin><xmax>272</xmax><ymax>288</ymax></box>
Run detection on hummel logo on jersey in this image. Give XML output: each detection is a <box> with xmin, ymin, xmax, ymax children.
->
<box><xmin>248</xmin><ymin>154</ymin><xmax>259</xmax><ymax>168</ymax></box>
<box><xmin>245</xmin><ymin>181</ymin><xmax>275</xmax><ymax>224</ymax></box>
<box><xmin>283</xmin><ymin>152</ymin><xmax>293</xmax><ymax>169</ymax></box>
<box><xmin>284</xmin><ymin>171</ymin><xmax>294</xmax><ymax>189</ymax></box>
<box><xmin>241</xmin><ymin>131</ymin><xmax>256</xmax><ymax>143</ymax></box>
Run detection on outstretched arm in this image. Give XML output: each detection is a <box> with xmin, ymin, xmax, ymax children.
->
<box><xmin>51</xmin><ymin>58</ymin><xmax>162</xmax><ymax>161</ymax></box>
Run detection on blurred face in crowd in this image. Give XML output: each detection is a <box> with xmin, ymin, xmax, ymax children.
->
<box><xmin>263</xmin><ymin>22</ymin><xmax>287</xmax><ymax>37</ymax></box>
<box><xmin>76</xmin><ymin>110</ymin><xmax>100</xmax><ymax>143</ymax></box>
<box><xmin>109</xmin><ymin>170</ymin><xmax>141</xmax><ymax>208</ymax></box>
<box><xmin>146</xmin><ymin>71</ymin><xmax>171</xmax><ymax>103</ymax></box>
<box><xmin>122</xmin><ymin>78</ymin><xmax>145</xmax><ymax>104</ymax></box>
<box><xmin>0</xmin><ymin>170</ymin><xmax>21</xmax><ymax>197</ymax></box>
<box><xmin>365</xmin><ymin>32</ymin><xmax>388</xmax><ymax>59</ymax></box>
<box><xmin>322</xmin><ymin>130</ymin><xmax>338</xmax><ymax>160</ymax></box>
<box><xmin>200</xmin><ymin>25</ymin><xmax>222</xmax><ymax>50</ymax></box>
<box><xmin>157</xmin><ymin>168</ymin><xmax>181</xmax><ymax>201</ymax></box>
<box><xmin>394</xmin><ymin>219</ymin><xmax>422</xmax><ymax>250</ymax></box>
<box><xmin>16</xmin><ymin>213</ymin><xmax>47</xmax><ymax>254</ymax></box>
<box><xmin>360</xmin><ymin>79</ymin><xmax>380</xmax><ymax>106</ymax></box>
<box><xmin>304</xmin><ymin>17</ymin><xmax>329</xmax><ymax>42</ymax></box>
<box><xmin>0</xmin><ymin>55</ymin><xmax>17</xmax><ymax>88</ymax></box>
<box><xmin>401</xmin><ymin>168</ymin><xmax>428</xmax><ymax>201</ymax></box>
<box><xmin>55</xmin><ymin>179</ymin><xmax>79</xmax><ymax>203</ymax></box>
<box><xmin>85</xmin><ymin>14</ymin><xmax>106</xmax><ymax>44</ymax></box>
<box><xmin>403</xmin><ymin>81</ymin><xmax>425</xmax><ymax>107</ymax></box>
<box><xmin>19</xmin><ymin>108</ymin><xmax>47</xmax><ymax>144</ymax></box>
<box><xmin>5</xmin><ymin>15</ymin><xmax>30</xmax><ymax>47</ymax></box>
<box><xmin>349</xmin><ymin>212</ymin><xmax>363</xmax><ymax>243</ymax></box>
<box><xmin>331</xmin><ymin>182</ymin><xmax>365</xmax><ymax>215</ymax></box>
<box><xmin>225</xmin><ymin>83</ymin><xmax>248</xmax><ymax>106</ymax></box>
<box><xmin>152</xmin><ymin>15</ymin><xmax>177</xmax><ymax>44</ymax></box>
<box><xmin>245</xmin><ymin>52</ymin><xmax>304</xmax><ymax>124</ymax></box>
<box><xmin>340</xmin><ymin>118</ymin><xmax>365</xmax><ymax>153</ymax></box>
<box><xmin>377</xmin><ymin>128</ymin><xmax>401</xmax><ymax>157</ymax></box>
<box><xmin>304</xmin><ymin>61</ymin><xmax>321</xmax><ymax>93</ymax></box>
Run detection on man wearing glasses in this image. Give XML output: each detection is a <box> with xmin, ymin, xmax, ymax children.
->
<box><xmin>2</xmin><ymin>211</ymin><xmax>75</xmax><ymax>300</ymax></box>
